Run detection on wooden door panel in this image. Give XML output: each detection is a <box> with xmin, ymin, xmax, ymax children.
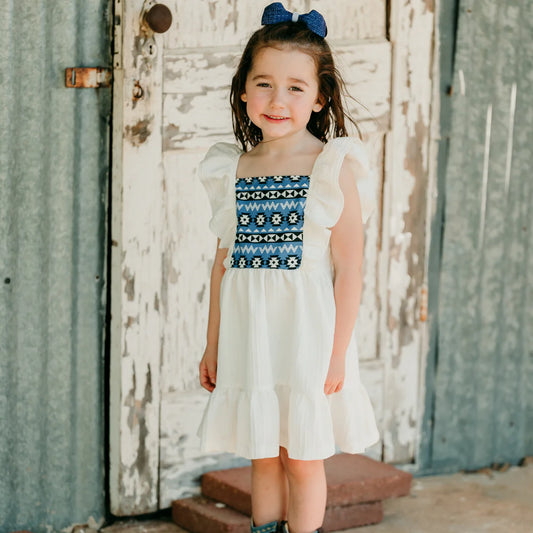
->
<box><xmin>162</xmin><ymin>42</ymin><xmax>391</xmax><ymax>151</ymax></box>
<box><xmin>164</xmin><ymin>0</ymin><xmax>386</xmax><ymax>49</ymax></box>
<box><xmin>158</xmin><ymin>0</ymin><xmax>390</xmax><ymax>504</ymax></box>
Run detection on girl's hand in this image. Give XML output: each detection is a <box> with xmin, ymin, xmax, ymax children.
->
<box><xmin>324</xmin><ymin>354</ymin><xmax>345</xmax><ymax>395</ymax></box>
<box><xmin>199</xmin><ymin>347</ymin><xmax>218</xmax><ymax>392</ymax></box>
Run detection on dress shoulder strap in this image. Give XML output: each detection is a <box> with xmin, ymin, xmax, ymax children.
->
<box><xmin>198</xmin><ymin>142</ymin><xmax>243</xmax><ymax>245</ymax></box>
<box><xmin>309</xmin><ymin>137</ymin><xmax>377</xmax><ymax>227</ymax></box>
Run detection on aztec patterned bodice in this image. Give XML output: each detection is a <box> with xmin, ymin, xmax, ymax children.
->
<box><xmin>230</xmin><ymin>175</ymin><xmax>310</xmax><ymax>270</ymax></box>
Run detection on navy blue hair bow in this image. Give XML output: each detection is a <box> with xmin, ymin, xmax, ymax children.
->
<box><xmin>261</xmin><ymin>2</ymin><xmax>327</xmax><ymax>38</ymax></box>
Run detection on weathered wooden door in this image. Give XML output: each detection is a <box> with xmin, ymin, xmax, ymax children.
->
<box><xmin>110</xmin><ymin>0</ymin><xmax>435</xmax><ymax>514</ymax></box>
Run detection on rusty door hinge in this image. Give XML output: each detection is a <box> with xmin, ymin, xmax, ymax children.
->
<box><xmin>65</xmin><ymin>67</ymin><xmax>112</xmax><ymax>88</ymax></box>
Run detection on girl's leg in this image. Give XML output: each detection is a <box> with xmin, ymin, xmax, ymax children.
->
<box><xmin>279</xmin><ymin>446</ymin><xmax>326</xmax><ymax>533</ymax></box>
<box><xmin>251</xmin><ymin>453</ymin><xmax>289</xmax><ymax>527</ymax></box>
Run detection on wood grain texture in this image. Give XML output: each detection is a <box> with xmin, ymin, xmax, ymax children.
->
<box><xmin>110</xmin><ymin>0</ymin><xmax>164</xmax><ymax>515</ymax></box>
<box><xmin>162</xmin><ymin>42</ymin><xmax>391</xmax><ymax>151</ymax></box>
<box><xmin>163</xmin><ymin>0</ymin><xmax>386</xmax><ymax>49</ymax></box>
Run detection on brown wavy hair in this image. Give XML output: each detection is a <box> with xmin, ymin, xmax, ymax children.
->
<box><xmin>230</xmin><ymin>20</ymin><xmax>361</xmax><ymax>151</ymax></box>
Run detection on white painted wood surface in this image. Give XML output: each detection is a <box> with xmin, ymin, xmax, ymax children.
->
<box><xmin>380</xmin><ymin>0</ymin><xmax>435</xmax><ymax>463</ymax></box>
<box><xmin>110</xmin><ymin>0</ymin><xmax>165</xmax><ymax>515</ymax></box>
<box><xmin>110</xmin><ymin>0</ymin><xmax>435</xmax><ymax>513</ymax></box>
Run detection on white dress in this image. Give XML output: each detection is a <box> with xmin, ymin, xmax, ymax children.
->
<box><xmin>197</xmin><ymin>136</ymin><xmax>380</xmax><ymax>460</ymax></box>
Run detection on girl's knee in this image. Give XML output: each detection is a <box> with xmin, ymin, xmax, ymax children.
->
<box><xmin>279</xmin><ymin>450</ymin><xmax>324</xmax><ymax>480</ymax></box>
<box><xmin>252</xmin><ymin>455</ymin><xmax>283</xmax><ymax>472</ymax></box>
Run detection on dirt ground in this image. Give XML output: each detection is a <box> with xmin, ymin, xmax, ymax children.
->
<box><xmin>101</xmin><ymin>462</ymin><xmax>533</xmax><ymax>533</ymax></box>
<box><xmin>354</xmin><ymin>462</ymin><xmax>533</xmax><ymax>533</ymax></box>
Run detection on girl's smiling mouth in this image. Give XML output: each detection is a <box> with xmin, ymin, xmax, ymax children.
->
<box><xmin>264</xmin><ymin>114</ymin><xmax>289</xmax><ymax>121</ymax></box>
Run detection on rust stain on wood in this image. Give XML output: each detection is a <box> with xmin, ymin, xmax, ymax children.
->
<box><xmin>397</xmin><ymin>105</ymin><xmax>429</xmax><ymax>349</ymax></box>
<box><xmin>125</xmin><ymin>118</ymin><xmax>153</xmax><ymax>146</ymax></box>
<box><xmin>123</xmin><ymin>267</ymin><xmax>135</xmax><ymax>301</ymax></box>
<box><xmin>197</xmin><ymin>283</ymin><xmax>206</xmax><ymax>303</ymax></box>
<box><xmin>389</xmin><ymin>105</ymin><xmax>429</xmax><ymax>352</ymax></box>
<box><xmin>424</xmin><ymin>0</ymin><xmax>435</xmax><ymax>13</ymax></box>
<box><xmin>123</xmin><ymin>362</ymin><xmax>155</xmax><ymax>501</ymax></box>
<box><xmin>126</xmin><ymin>315</ymin><xmax>138</xmax><ymax>328</ymax></box>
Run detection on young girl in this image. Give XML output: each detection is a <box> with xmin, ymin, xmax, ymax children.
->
<box><xmin>197</xmin><ymin>3</ymin><xmax>379</xmax><ymax>532</ymax></box>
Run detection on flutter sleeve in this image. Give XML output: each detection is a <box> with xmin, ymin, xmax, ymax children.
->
<box><xmin>198</xmin><ymin>142</ymin><xmax>242</xmax><ymax>248</ymax></box>
<box><xmin>307</xmin><ymin>137</ymin><xmax>378</xmax><ymax>228</ymax></box>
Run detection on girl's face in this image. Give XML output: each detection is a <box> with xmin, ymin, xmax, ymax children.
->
<box><xmin>241</xmin><ymin>46</ymin><xmax>323</xmax><ymax>143</ymax></box>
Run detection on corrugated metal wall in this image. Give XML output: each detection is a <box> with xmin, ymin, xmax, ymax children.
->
<box><xmin>428</xmin><ymin>0</ymin><xmax>533</xmax><ymax>471</ymax></box>
<box><xmin>0</xmin><ymin>1</ymin><xmax>111</xmax><ymax>531</ymax></box>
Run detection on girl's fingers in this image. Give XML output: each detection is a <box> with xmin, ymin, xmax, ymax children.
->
<box><xmin>199</xmin><ymin>353</ymin><xmax>218</xmax><ymax>392</ymax></box>
<box><xmin>208</xmin><ymin>365</ymin><xmax>217</xmax><ymax>385</ymax></box>
<box><xmin>201</xmin><ymin>375</ymin><xmax>215</xmax><ymax>392</ymax></box>
<box><xmin>199</xmin><ymin>362</ymin><xmax>216</xmax><ymax>392</ymax></box>
<box><xmin>324</xmin><ymin>379</ymin><xmax>344</xmax><ymax>395</ymax></box>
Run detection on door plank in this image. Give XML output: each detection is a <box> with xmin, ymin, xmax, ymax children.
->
<box><xmin>162</xmin><ymin>42</ymin><xmax>391</xmax><ymax>151</ymax></box>
<box><xmin>380</xmin><ymin>0</ymin><xmax>435</xmax><ymax>463</ymax></box>
<box><xmin>164</xmin><ymin>0</ymin><xmax>386</xmax><ymax>49</ymax></box>
<box><xmin>110</xmin><ymin>0</ymin><xmax>164</xmax><ymax>514</ymax></box>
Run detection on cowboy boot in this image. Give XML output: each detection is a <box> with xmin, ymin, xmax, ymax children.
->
<box><xmin>250</xmin><ymin>517</ymin><xmax>280</xmax><ymax>533</ymax></box>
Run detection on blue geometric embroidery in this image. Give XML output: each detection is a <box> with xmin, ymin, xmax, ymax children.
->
<box><xmin>231</xmin><ymin>175</ymin><xmax>309</xmax><ymax>270</ymax></box>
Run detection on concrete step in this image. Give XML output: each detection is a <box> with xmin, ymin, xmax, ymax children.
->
<box><xmin>201</xmin><ymin>454</ymin><xmax>412</xmax><ymax>515</ymax></box>
<box><xmin>172</xmin><ymin>495</ymin><xmax>383</xmax><ymax>533</ymax></box>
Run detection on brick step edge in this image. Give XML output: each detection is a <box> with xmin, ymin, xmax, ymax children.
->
<box><xmin>173</xmin><ymin>496</ymin><xmax>249</xmax><ymax>533</ymax></box>
<box><xmin>202</xmin><ymin>454</ymin><xmax>412</xmax><ymax>516</ymax></box>
<box><xmin>172</xmin><ymin>496</ymin><xmax>383</xmax><ymax>533</ymax></box>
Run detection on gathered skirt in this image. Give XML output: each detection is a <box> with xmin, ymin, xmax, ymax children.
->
<box><xmin>197</xmin><ymin>266</ymin><xmax>380</xmax><ymax>460</ymax></box>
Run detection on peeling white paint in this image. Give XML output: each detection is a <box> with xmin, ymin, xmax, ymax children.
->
<box><xmin>380</xmin><ymin>0</ymin><xmax>435</xmax><ymax>462</ymax></box>
<box><xmin>110</xmin><ymin>0</ymin><xmax>164</xmax><ymax>515</ymax></box>
<box><xmin>163</xmin><ymin>0</ymin><xmax>386</xmax><ymax>49</ymax></box>
<box><xmin>163</xmin><ymin>42</ymin><xmax>392</xmax><ymax>151</ymax></box>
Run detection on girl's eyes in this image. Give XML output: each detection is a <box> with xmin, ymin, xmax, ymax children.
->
<box><xmin>255</xmin><ymin>83</ymin><xmax>304</xmax><ymax>92</ymax></box>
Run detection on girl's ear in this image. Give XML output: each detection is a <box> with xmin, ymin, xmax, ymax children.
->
<box><xmin>312</xmin><ymin>98</ymin><xmax>324</xmax><ymax>113</ymax></box>
<box><xmin>241</xmin><ymin>93</ymin><xmax>247</xmax><ymax>102</ymax></box>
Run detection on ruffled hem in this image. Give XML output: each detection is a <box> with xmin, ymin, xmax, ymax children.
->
<box><xmin>328</xmin><ymin>384</ymin><xmax>381</xmax><ymax>454</ymax></box>
<box><xmin>197</xmin><ymin>383</ymin><xmax>379</xmax><ymax>460</ymax></box>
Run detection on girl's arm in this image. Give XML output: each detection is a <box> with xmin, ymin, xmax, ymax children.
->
<box><xmin>199</xmin><ymin>239</ymin><xmax>227</xmax><ymax>392</ymax></box>
<box><xmin>325</xmin><ymin>161</ymin><xmax>365</xmax><ymax>394</ymax></box>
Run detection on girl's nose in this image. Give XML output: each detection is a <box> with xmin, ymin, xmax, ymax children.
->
<box><xmin>269</xmin><ymin>87</ymin><xmax>285</xmax><ymax>109</ymax></box>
